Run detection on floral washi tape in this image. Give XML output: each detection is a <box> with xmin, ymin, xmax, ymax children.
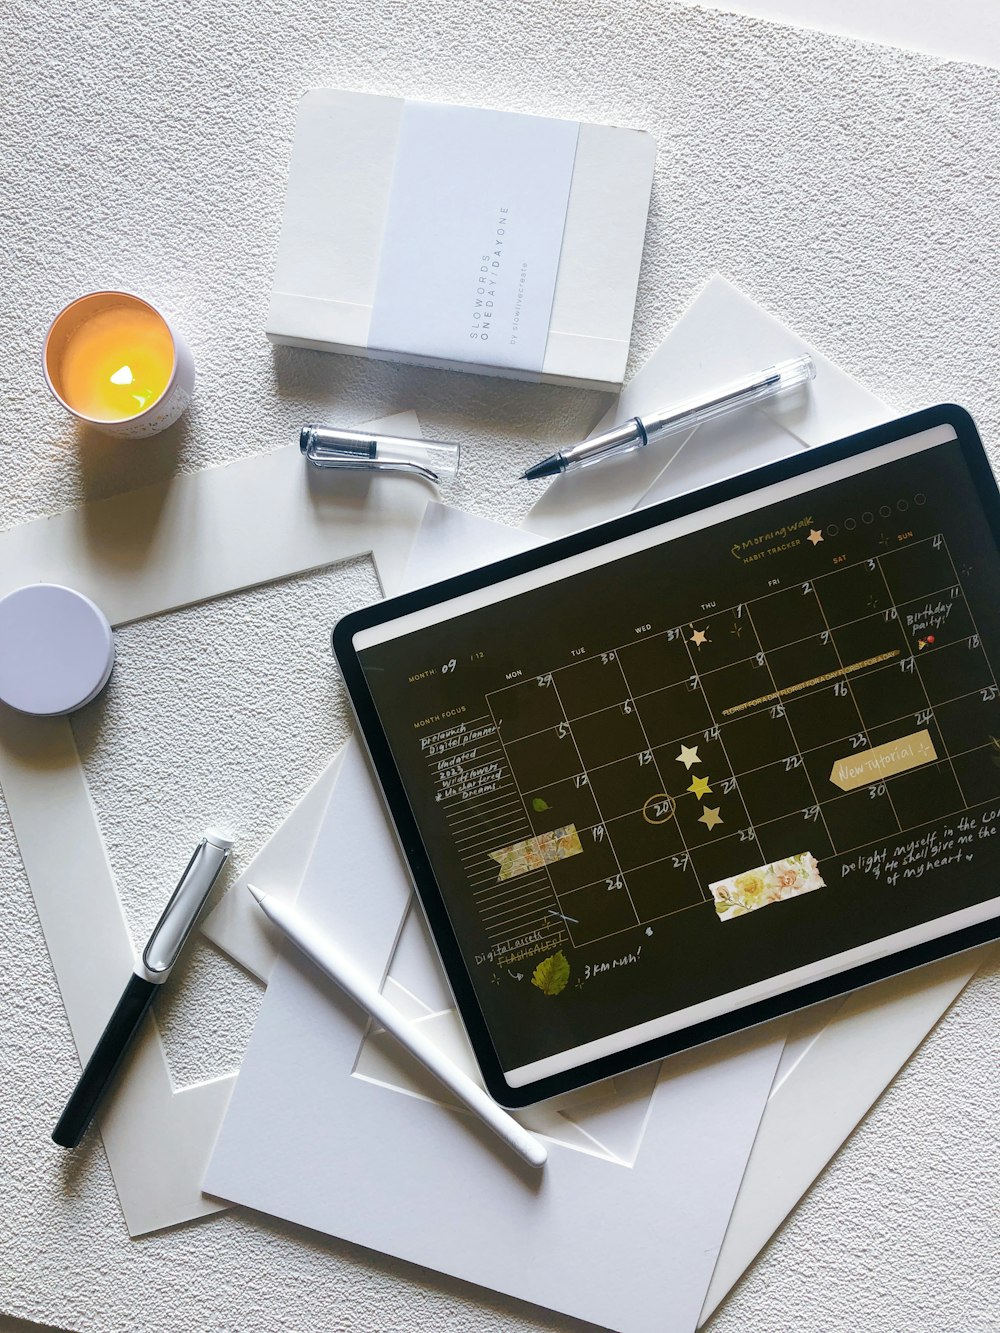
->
<box><xmin>710</xmin><ymin>852</ymin><xmax>826</xmax><ymax>921</ymax></box>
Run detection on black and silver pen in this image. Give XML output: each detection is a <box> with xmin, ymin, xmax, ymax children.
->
<box><xmin>51</xmin><ymin>829</ymin><xmax>233</xmax><ymax>1149</ymax></box>
<box><xmin>520</xmin><ymin>355</ymin><xmax>815</xmax><ymax>481</ymax></box>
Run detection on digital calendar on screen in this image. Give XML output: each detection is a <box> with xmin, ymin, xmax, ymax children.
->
<box><xmin>343</xmin><ymin>413</ymin><xmax>1000</xmax><ymax>1096</ymax></box>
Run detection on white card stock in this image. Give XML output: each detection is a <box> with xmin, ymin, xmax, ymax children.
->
<box><xmin>368</xmin><ymin>103</ymin><xmax>579</xmax><ymax>373</ymax></box>
<box><xmin>508</xmin><ymin>274</ymin><xmax>1000</xmax><ymax>1320</ymax></box>
<box><xmin>203</xmin><ymin>588</ymin><xmax>785</xmax><ymax>1333</ymax></box>
<box><xmin>523</xmin><ymin>274</ymin><xmax>892</xmax><ymax>539</ymax></box>
<box><xmin>0</xmin><ymin>412</ymin><xmax>429</xmax><ymax>1236</ymax></box>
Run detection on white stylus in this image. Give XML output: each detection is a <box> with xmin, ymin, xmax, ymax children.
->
<box><xmin>246</xmin><ymin>884</ymin><xmax>547</xmax><ymax>1170</ymax></box>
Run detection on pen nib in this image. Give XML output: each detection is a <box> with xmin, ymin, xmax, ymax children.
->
<box><xmin>246</xmin><ymin>882</ymin><xmax>267</xmax><ymax>905</ymax></box>
<box><xmin>521</xmin><ymin>456</ymin><xmax>562</xmax><ymax>482</ymax></box>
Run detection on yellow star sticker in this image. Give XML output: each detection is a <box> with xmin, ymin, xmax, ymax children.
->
<box><xmin>675</xmin><ymin>744</ymin><xmax>701</xmax><ymax>769</ymax></box>
<box><xmin>807</xmin><ymin>529</ymin><xmax>824</xmax><ymax>546</ymax></box>
<box><xmin>698</xmin><ymin>805</ymin><xmax>723</xmax><ymax>830</ymax></box>
<box><xmin>690</xmin><ymin>627</ymin><xmax>709</xmax><ymax>647</ymax></box>
<box><xmin>687</xmin><ymin>774</ymin><xmax>712</xmax><ymax>799</ymax></box>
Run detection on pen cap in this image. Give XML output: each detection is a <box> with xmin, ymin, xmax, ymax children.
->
<box><xmin>769</xmin><ymin>355</ymin><xmax>816</xmax><ymax>390</ymax></box>
<box><xmin>205</xmin><ymin>828</ymin><xmax>235</xmax><ymax>852</ymax></box>
<box><xmin>300</xmin><ymin>425</ymin><xmax>460</xmax><ymax>483</ymax></box>
<box><xmin>142</xmin><ymin>833</ymin><xmax>233</xmax><ymax>977</ymax></box>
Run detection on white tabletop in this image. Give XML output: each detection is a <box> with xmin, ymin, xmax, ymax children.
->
<box><xmin>691</xmin><ymin>0</ymin><xmax>1000</xmax><ymax>68</ymax></box>
<box><xmin>2</xmin><ymin>2</ymin><xmax>998</xmax><ymax>1331</ymax></box>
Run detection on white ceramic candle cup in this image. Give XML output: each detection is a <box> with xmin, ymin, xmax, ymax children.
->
<box><xmin>43</xmin><ymin>291</ymin><xmax>195</xmax><ymax>439</ymax></box>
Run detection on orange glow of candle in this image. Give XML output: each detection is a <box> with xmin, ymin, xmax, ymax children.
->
<box><xmin>44</xmin><ymin>290</ymin><xmax>186</xmax><ymax>433</ymax></box>
<box><xmin>51</xmin><ymin>299</ymin><xmax>174</xmax><ymax>422</ymax></box>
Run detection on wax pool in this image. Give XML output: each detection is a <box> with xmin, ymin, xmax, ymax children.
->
<box><xmin>56</xmin><ymin>303</ymin><xmax>174</xmax><ymax>422</ymax></box>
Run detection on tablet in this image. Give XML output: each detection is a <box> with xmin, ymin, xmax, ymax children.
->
<box><xmin>334</xmin><ymin>405</ymin><xmax>1000</xmax><ymax>1106</ymax></box>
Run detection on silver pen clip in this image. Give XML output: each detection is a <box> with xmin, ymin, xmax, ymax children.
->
<box><xmin>142</xmin><ymin>832</ymin><xmax>233</xmax><ymax>978</ymax></box>
<box><xmin>300</xmin><ymin>425</ymin><xmax>460</xmax><ymax>486</ymax></box>
<box><xmin>310</xmin><ymin>454</ymin><xmax>444</xmax><ymax>485</ymax></box>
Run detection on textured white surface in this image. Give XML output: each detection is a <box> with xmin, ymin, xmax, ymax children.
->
<box><xmin>680</xmin><ymin>0</ymin><xmax>1000</xmax><ymax>68</ymax></box>
<box><xmin>2</xmin><ymin>3</ymin><xmax>999</xmax><ymax>1332</ymax></box>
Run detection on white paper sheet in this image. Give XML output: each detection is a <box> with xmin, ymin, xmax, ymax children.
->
<box><xmin>677</xmin><ymin>0</ymin><xmax>1000</xmax><ymax>70</ymax></box>
<box><xmin>203</xmin><ymin>577</ymin><xmax>785</xmax><ymax>1330</ymax></box>
<box><xmin>0</xmin><ymin>411</ymin><xmax>430</xmax><ymax>1236</ymax></box>
<box><xmin>523</xmin><ymin>274</ymin><xmax>892</xmax><ymax>538</ymax></box>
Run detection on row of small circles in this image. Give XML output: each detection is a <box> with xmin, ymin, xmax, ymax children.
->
<box><xmin>826</xmin><ymin>493</ymin><xmax>926</xmax><ymax>537</ymax></box>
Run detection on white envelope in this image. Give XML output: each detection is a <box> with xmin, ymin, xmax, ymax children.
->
<box><xmin>524</xmin><ymin>273</ymin><xmax>893</xmax><ymax>538</ymax></box>
<box><xmin>203</xmin><ymin>494</ymin><xmax>784</xmax><ymax>1333</ymax></box>
<box><xmin>518</xmin><ymin>275</ymin><xmax>1000</xmax><ymax>1316</ymax></box>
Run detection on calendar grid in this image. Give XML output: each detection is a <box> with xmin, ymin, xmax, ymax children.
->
<box><xmin>808</xmin><ymin>568</ymin><xmax>905</xmax><ymax>842</ymax></box>
<box><xmin>741</xmin><ymin>598</ymin><xmax>841</xmax><ymax>854</ymax></box>
<box><xmin>546</xmin><ymin>670</ymin><xmax>644</xmax><ymax>940</ymax></box>
<box><xmin>415</xmin><ymin>534</ymin><xmax>1000</xmax><ymax>952</ymax></box>
<box><xmin>614</xmin><ymin>647</ymin><xmax>703</xmax><ymax>902</ymax></box>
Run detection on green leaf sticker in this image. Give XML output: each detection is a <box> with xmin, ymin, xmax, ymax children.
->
<box><xmin>531</xmin><ymin>950</ymin><xmax>570</xmax><ymax>996</ymax></box>
<box><xmin>532</xmin><ymin>797</ymin><xmax>550</xmax><ymax>812</ymax></box>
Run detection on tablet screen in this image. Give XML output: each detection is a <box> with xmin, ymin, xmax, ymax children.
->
<box><xmin>349</xmin><ymin>419</ymin><xmax>1000</xmax><ymax>1092</ymax></box>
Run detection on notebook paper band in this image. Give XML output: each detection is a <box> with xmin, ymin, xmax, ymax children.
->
<box><xmin>368</xmin><ymin>101</ymin><xmax>579</xmax><ymax>374</ymax></box>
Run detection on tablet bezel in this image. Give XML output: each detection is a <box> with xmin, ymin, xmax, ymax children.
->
<box><xmin>333</xmin><ymin>404</ymin><xmax>1000</xmax><ymax>1107</ymax></box>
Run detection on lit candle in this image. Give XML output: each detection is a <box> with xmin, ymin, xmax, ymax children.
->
<box><xmin>44</xmin><ymin>292</ymin><xmax>194</xmax><ymax>438</ymax></box>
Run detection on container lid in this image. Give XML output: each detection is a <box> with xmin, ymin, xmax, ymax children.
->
<box><xmin>0</xmin><ymin>584</ymin><xmax>115</xmax><ymax>716</ymax></box>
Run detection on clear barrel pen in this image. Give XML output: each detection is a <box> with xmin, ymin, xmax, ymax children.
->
<box><xmin>521</xmin><ymin>355</ymin><xmax>815</xmax><ymax>481</ymax></box>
